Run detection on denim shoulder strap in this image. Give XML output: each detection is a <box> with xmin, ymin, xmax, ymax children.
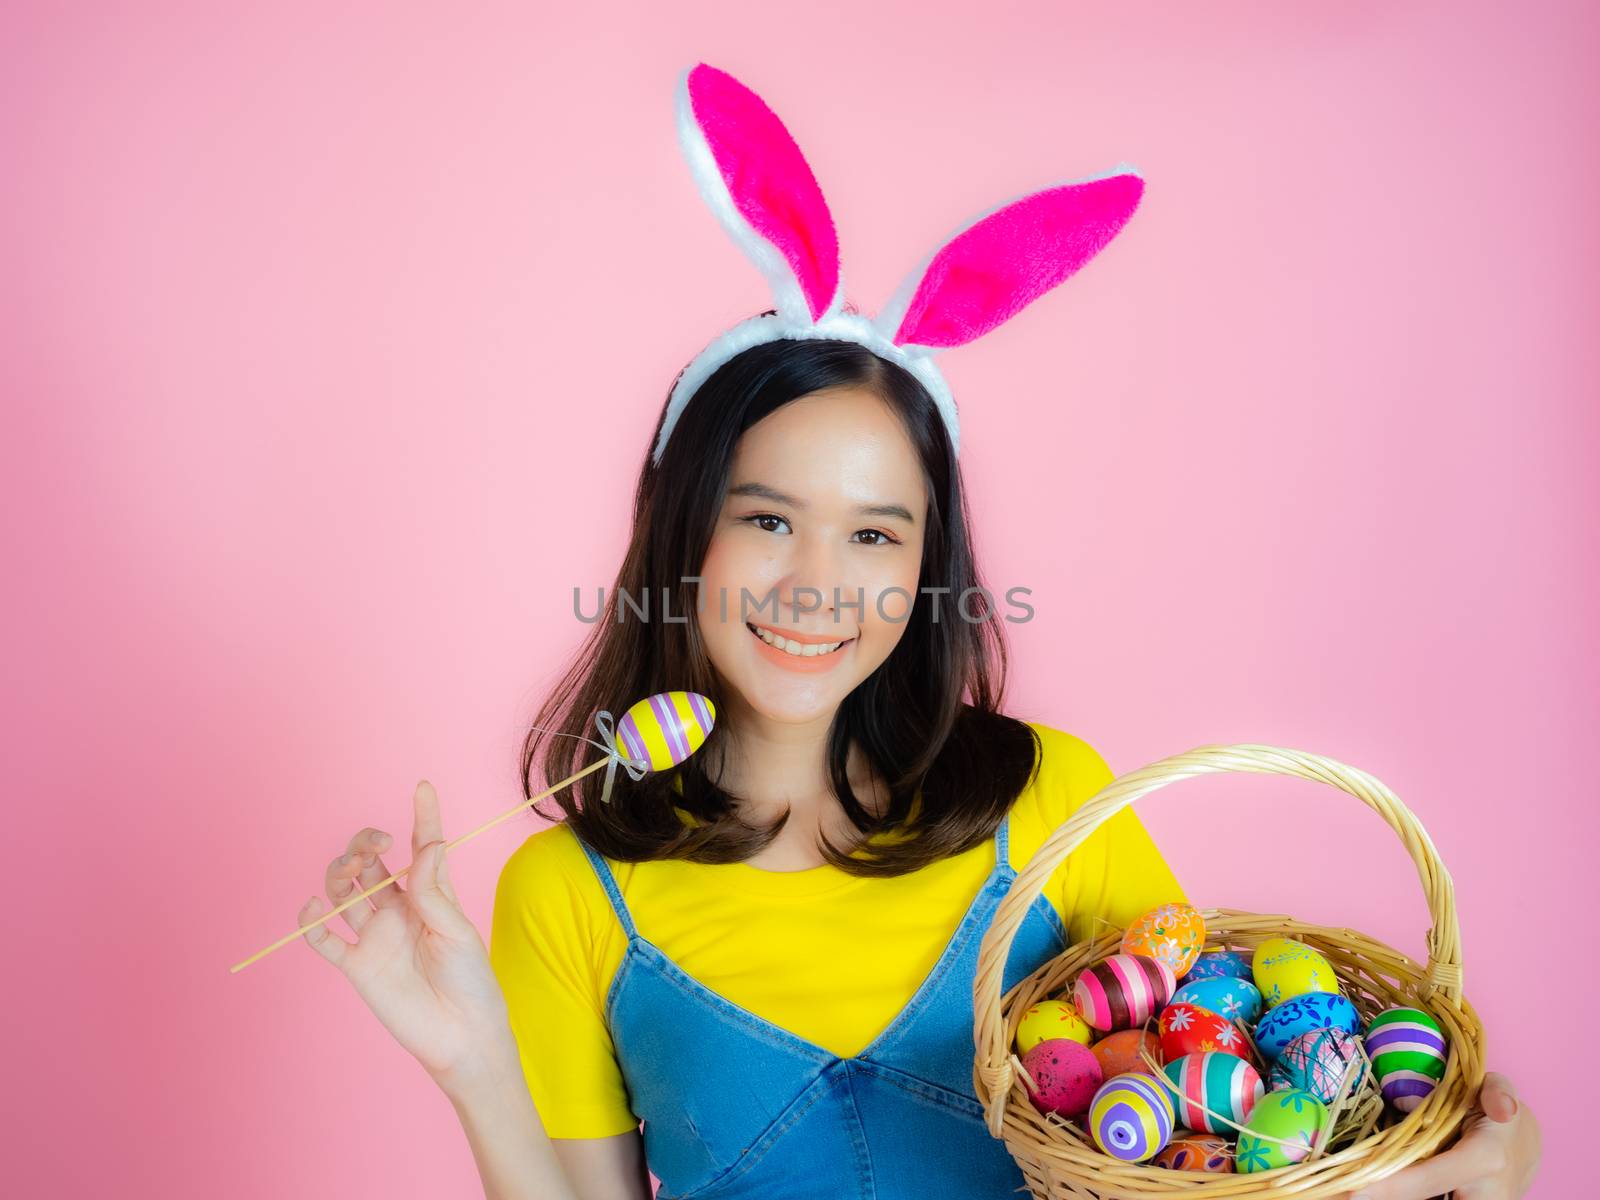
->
<box><xmin>572</xmin><ymin>834</ymin><xmax>639</xmax><ymax>940</ymax></box>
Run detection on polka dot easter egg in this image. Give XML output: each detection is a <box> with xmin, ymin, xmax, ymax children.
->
<box><xmin>1021</xmin><ymin>1038</ymin><xmax>1103</xmax><ymax>1120</ymax></box>
<box><xmin>1366</xmin><ymin>1006</ymin><xmax>1448</xmax><ymax>1112</ymax></box>
<box><xmin>1269</xmin><ymin>1027</ymin><xmax>1368</xmax><ymax>1103</ymax></box>
<box><xmin>1089</xmin><ymin>1072</ymin><xmax>1175</xmax><ymax>1162</ymax></box>
<box><xmin>1171</xmin><ymin>976</ymin><xmax>1264</xmax><ymax>1026</ymax></box>
<box><xmin>616</xmin><ymin>691</ymin><xmax>716</xmax><ymax>770</ymax></box>
<box><xmin>1236</xmin><ymin>1088</ymin><xmax>1329</xmax><ymax>1173</ymax></box>
<box><xmin>1090</xmin><ymin>1029</ymin><xmax>1162</xmax><ymax>1080</ymax></box>
<box><xmin>1015</xmin><ymin>998</ymin><xmax>1092</xmax><ymax>1055</ymax></box>
<box><xmin>1073</xmin><ymin>953</ymin><xmax>1177</xmax><ymax>1032</ymax></box>
<box><xmin>1153</xmin><ymin>1130</ymin><xmax>1233</xmax><ymax>1172</ymax></box>
<box><xmin>1254</xmin><ymin>991</ymin><xmax>1363</xmax><ymax>1061</ymax></box>
<box><xmin>1122</xmin><ymin>903</ymin><xmax>1206</xmax><ymax>978</ymax></box>
<box><xmin>1180</xmin><ymin>949</ymin><xmax>1251</xmax><ymax>985</ymax></box>
<box><xmin>1158</xmin><ymin>1002</ymin><xmax>1250</xmax><ymax>1064</ymax></box>
<box><xmin>1251</xmin><ymin>936</ymin><xmax>1341</xmax><ymax>1010</ymax></box>
<box><xmin>1162</xmin><ymin>1051</ymin><xmax>1264</xmax><ymax>1134</ymax></box>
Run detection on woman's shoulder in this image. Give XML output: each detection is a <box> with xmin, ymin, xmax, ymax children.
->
<box><xmin>492</xmin><ymin>819</ymin><xmax>609</xmax><ymax>922</ymax></box>
<box><xmin>1016</xmin><ymin>719</ymin><xmax>1116</xmax><ymax>802</ymax></box>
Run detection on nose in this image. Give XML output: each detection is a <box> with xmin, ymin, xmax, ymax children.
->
<box><xmin>775</xmin><ymin>528</ymin><xmax>851</xmax><ymax>628</ymax></box>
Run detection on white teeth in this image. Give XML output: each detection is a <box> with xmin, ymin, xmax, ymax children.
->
<box><xmin>748</xmin><ymin>624</ymin><xmax>845</xmax><ymax>656</ymax></box>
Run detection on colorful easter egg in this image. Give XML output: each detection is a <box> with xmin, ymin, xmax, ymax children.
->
<box><xmin>1159</xmin><ymin>1002</ymin><xmax>1251</xmax><ymax>1064</ymax></box>
<box><xmin>1015</xmin><ymin>998</ymin><xmax>1093</xmax><ymax>1055</ymax></box>
<box><xmin>1091</xmin><ymin>1029</ymin><xmax>1162</xmax><ymax>1079</ymax></box>
<box><xmin>1089</xmin><ymin>1072</ymin><xmax>1176</xmax><ymax>1162</ymax></box>
<box><xmin>1122</xmin><ymin>903</ymin><xmax>1207</xmax><ymax>977</ymax></box>
<box><xmin>1270</xmin><ymin>1028</ymin><xmax>1368</xmax><ymax>1103</ymax></box>
<box><xmin>1251</xmin><ymin>937</ymin><xmax>1341</xmax><ymax>1010</ymax></box>
<box><xmin>1181</xmin><ymin>950</ymin><xmax>1252</xmax><ymax>985</ymax></box>
<box><xmin>1236</xmin><ymin>1088</ymin><xmax>1328</xmax><ymax>1172</ymax></box>
<box><xmin>1366</xmin><ymin>1007</ymin><xmax>1448</xmax><ymax>1112</ymax></box>
<box><xmin>1254</xmin><ymin>991</ymin><xmax>1363</xmax><ymax>1061</ymax></box>
<box><xmin>1022</xmin><ymin>1038</ymin><xmax>1104</xmax><ymax>1120</ymax></box>
<box><xmin>616</xmin><ymin>691</ymin><xmax>716</xmax><ymax>771</ymax></box>
<box><xmin>1162</xmin><ymin>1051</ymin><xmax>1264</xmax><ymax>1134</ymax></box>
<box><xmin>1172</xmin><ymin>977</ymin><xmax>1264</xmax><ymax>1026</ymax></box>
<box><xmin>1073</xmin><ymin>953</ymin><xmax>1177</xmax><ymax>1032</ymax></box>
<box><xmin>1154</xmin><ymin>1130</ymin><xmax>1233</xmax><ymax>1172</ymax></box>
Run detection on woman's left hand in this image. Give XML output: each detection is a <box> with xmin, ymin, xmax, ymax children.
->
<box><xmin>1341</xmin><ymin>1070</ymin><xmax>1542</xmax><ymax>1200</ymax></box>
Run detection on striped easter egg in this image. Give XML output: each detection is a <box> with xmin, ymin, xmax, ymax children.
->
<box><xmin>616</xmin><ymin>691</ymin><xmax>716</xmax><ymax>771</ymax></box>
<box><xmin>1366</xmin><ymin>1006</ymin><xmax>1447</xmax><ymax>1112</ymax></box>
<box><xmin>1162</xmin><ymin>1051</ymin><xmax>1264</xmax><ymax>1134</ymax></box>
<box><xmin>1270</xmin><ymin>1027</ymin><xmax>1368</xmax><ymax>1104</ymax></box>
<box><xmin>1073</xmin><ymin>953</ymin><xmax>1177</xmax><ymax>1032</ymax></box>
<box><xmin>1089</xmin><ymin>1071</ymin><xmax>1176</xmax><ymax>1162</ymax></box>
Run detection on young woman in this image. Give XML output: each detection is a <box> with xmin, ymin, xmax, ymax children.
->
<box><xmin>296</xmin><ymin>62</ymin><xmax>1540</xmax><ymax>1200</ymax></box>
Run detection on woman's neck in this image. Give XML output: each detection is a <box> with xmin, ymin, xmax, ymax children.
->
<box><xmin>709</xmin><ymin>702</ymin><xmax>886</xmax><ymax>869</ymax></box>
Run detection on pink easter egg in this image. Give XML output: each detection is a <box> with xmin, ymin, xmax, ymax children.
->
<box><xmin>1022</xmin><ymin>1037</ymin><xmax>1104</xmax><ymax>1120</ymax></box>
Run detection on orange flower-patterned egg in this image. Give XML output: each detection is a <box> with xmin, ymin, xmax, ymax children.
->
<box><xmin>1122</xmin><ymin>903</ymin><xmax>1207</xmax><ymax>977</ymax></box>
<box><xmin>1015</xmin><ymin>998</ymin><xmax>1092</xmax><ymax>1054</ymax></box>
<box><xmin>1158</xmin><ymin>1002</ymin><xmax>1251</xmax><ymax>1065</ymax></box>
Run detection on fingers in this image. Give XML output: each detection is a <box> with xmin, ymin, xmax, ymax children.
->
<box><xmin>350</xmin><ymin>828</ymin><xmax>406</xmax><ymax>913</ymax></box>
<box><xmin>407</xmin><ymin>840</ymin><xmax>472</xmax><ymax>939</ymax></box>
<box><xmin>409</xmin><ymin>780</ymin><xmax>460</xmax><ymax>905</ymax></box>
<box><xmin>298</xmin><ymin>895</ymin><xmax>352</xmax><ymax>969</ymax></box>
<box><xmin>1479</xmin><ymin>1070</ymin><xmax>1520</xmax><ymax>1123</ymax></box>
<box><xmin>412</xmin><ymin>780</ymin><xmax>443</xmax><ymax>856</ymax></box>
<box><xmin>325</xmin><ymin>846</ymin><xmax>376</xmax><ymax>934</ymax></box>
<box><xmin>1352</xmin><ymin>1119</ymin><xmax>1509</xmax><ymax>1200</ymax></box>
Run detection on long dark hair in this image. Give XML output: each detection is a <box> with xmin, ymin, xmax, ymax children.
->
<box><xmin>518</xmin><ymin>315</ymin><xmax>1042</xmax><ymax>877</ymax></box>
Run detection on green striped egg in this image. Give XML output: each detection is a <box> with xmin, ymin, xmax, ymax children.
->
<box><xmin>1366</xmin><ymin>1006</ymin><xmax>1447</xmax><ymax>1112</ymax></box>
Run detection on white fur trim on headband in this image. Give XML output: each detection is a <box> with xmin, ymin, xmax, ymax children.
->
<box><xmin>650</xmin><ymin>310</ymin><xmax>959</xmax><ymax>465</ymax></box>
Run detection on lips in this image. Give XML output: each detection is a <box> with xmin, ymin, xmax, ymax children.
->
<box><xmin>745</xmin><ymin>621</ymin><xmax>853</xmax><ymax>656</ymax></box>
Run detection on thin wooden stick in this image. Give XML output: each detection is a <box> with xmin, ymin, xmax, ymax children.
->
<box><xmin>230</xmin><ymin>756</ymin><xmax>611</xmax><ymax>974</ymax></box>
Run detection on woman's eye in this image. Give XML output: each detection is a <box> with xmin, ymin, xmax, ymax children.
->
<box><xmin>739</xmin><ymin>514</ymin><xmax>900</xmax><ymax>545</ymax></box>
<box><xmin>853</xmin><ymin>529</ymin><xmax>900</xmax><ymax>546</ymax></box>
<box><xmin>742</xmin><ymin>513</ymin><xmax>791</xmax><ymax>534</ymax></box>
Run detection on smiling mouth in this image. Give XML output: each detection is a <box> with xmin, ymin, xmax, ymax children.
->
<box><xmin>745</xmin><ymin>622</ymin><xmax>854</xmax><ymax>657</ymax></box>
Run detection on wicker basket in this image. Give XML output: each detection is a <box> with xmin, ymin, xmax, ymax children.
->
<box><xmin>972</xmin><ymin>743</ymin><xmax>1487</xmax><ymax>1198</ymax></box>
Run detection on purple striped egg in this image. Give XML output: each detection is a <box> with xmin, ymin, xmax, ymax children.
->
<box><xmin>1089</xmin><ymin>1071</ymin><xmax>1176</xmax><ymax>1162</ymax></box>
<box><xmin>1073</xmin><ymin>953</ymin><xmax>1178</xmax><ymax>1032</ymax></box>
<box><xmin>615</xmin><ymin>691</ymin><xmax>716</xmax><ymax>771</ymax></box>
<box><xmin>1366</xmin><ymin>1007</ymin><xmax>1447</xmax><ymax>1112</ymax></box>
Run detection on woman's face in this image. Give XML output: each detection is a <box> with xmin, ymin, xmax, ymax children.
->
<box><xmin>696</xmin><ymin>384</ymin><xmax>928</xmax><ymax>725</ymax></box>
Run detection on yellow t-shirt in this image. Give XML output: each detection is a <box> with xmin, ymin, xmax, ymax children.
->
<box><xmin>488</xmin><ymin>721</ymin><xmax>1187</xmax><ymax>1139</ymax></box>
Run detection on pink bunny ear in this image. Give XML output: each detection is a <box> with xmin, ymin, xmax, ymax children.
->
<box><xmin>677</xmin><ymin>63</ymin><xmax>841</xmax><ymax>324</ymax></box>
<box><xmin>874</xmin><ymin>170</ymin><xmax>1145</xmax><ymax>351</ymax></box>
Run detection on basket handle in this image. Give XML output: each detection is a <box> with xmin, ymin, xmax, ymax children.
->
<box><xmin>972</xmin><ymin>742</ymin><xmax>1464</xmax><ymax>1137</ymax></box>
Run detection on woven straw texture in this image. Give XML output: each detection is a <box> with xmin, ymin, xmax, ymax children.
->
<box><xmin>972</xmin><ymin>743</ymin><xmax>1486</xmax><ymax>1198</ymax></box>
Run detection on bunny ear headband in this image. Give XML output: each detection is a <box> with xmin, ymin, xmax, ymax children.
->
<box><xmin>652</xmin><ymin>62</ymin><xmax>1147</xmax><ymax>466</ymax></box>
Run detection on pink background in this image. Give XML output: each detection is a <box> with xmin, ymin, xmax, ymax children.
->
<box><xmin>4</xmin><ymin>3</ymin><xmax>1592</xmax><ymax>1196</ymax></box>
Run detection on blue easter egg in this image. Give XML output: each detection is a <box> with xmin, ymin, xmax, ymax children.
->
<box><xmin>1171</xmin><ymin>977</ymin><xmax>1264</xmax><ymax>1026</ymax></box>
<box><xmin>1254</xmin><ymin>992</ymin><xmax>1363</xmax><ymax>1061</ymax></box>
<box><xmin>1179</xmin><ymin>950</ymin><xmax>1251</xmax><ymax>985</ymax></box>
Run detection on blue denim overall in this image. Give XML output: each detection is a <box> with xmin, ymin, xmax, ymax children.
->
<box><xmin>574</xmin><ymin>811</ymin><xmax>1066</xmax><ymax>1199</ymax></box>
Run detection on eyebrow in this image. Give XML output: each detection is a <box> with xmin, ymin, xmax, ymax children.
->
<box><xmin>727</xmin><ymin>481</ymin><xmax>917</xmax><ymax>525</ymax></box>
